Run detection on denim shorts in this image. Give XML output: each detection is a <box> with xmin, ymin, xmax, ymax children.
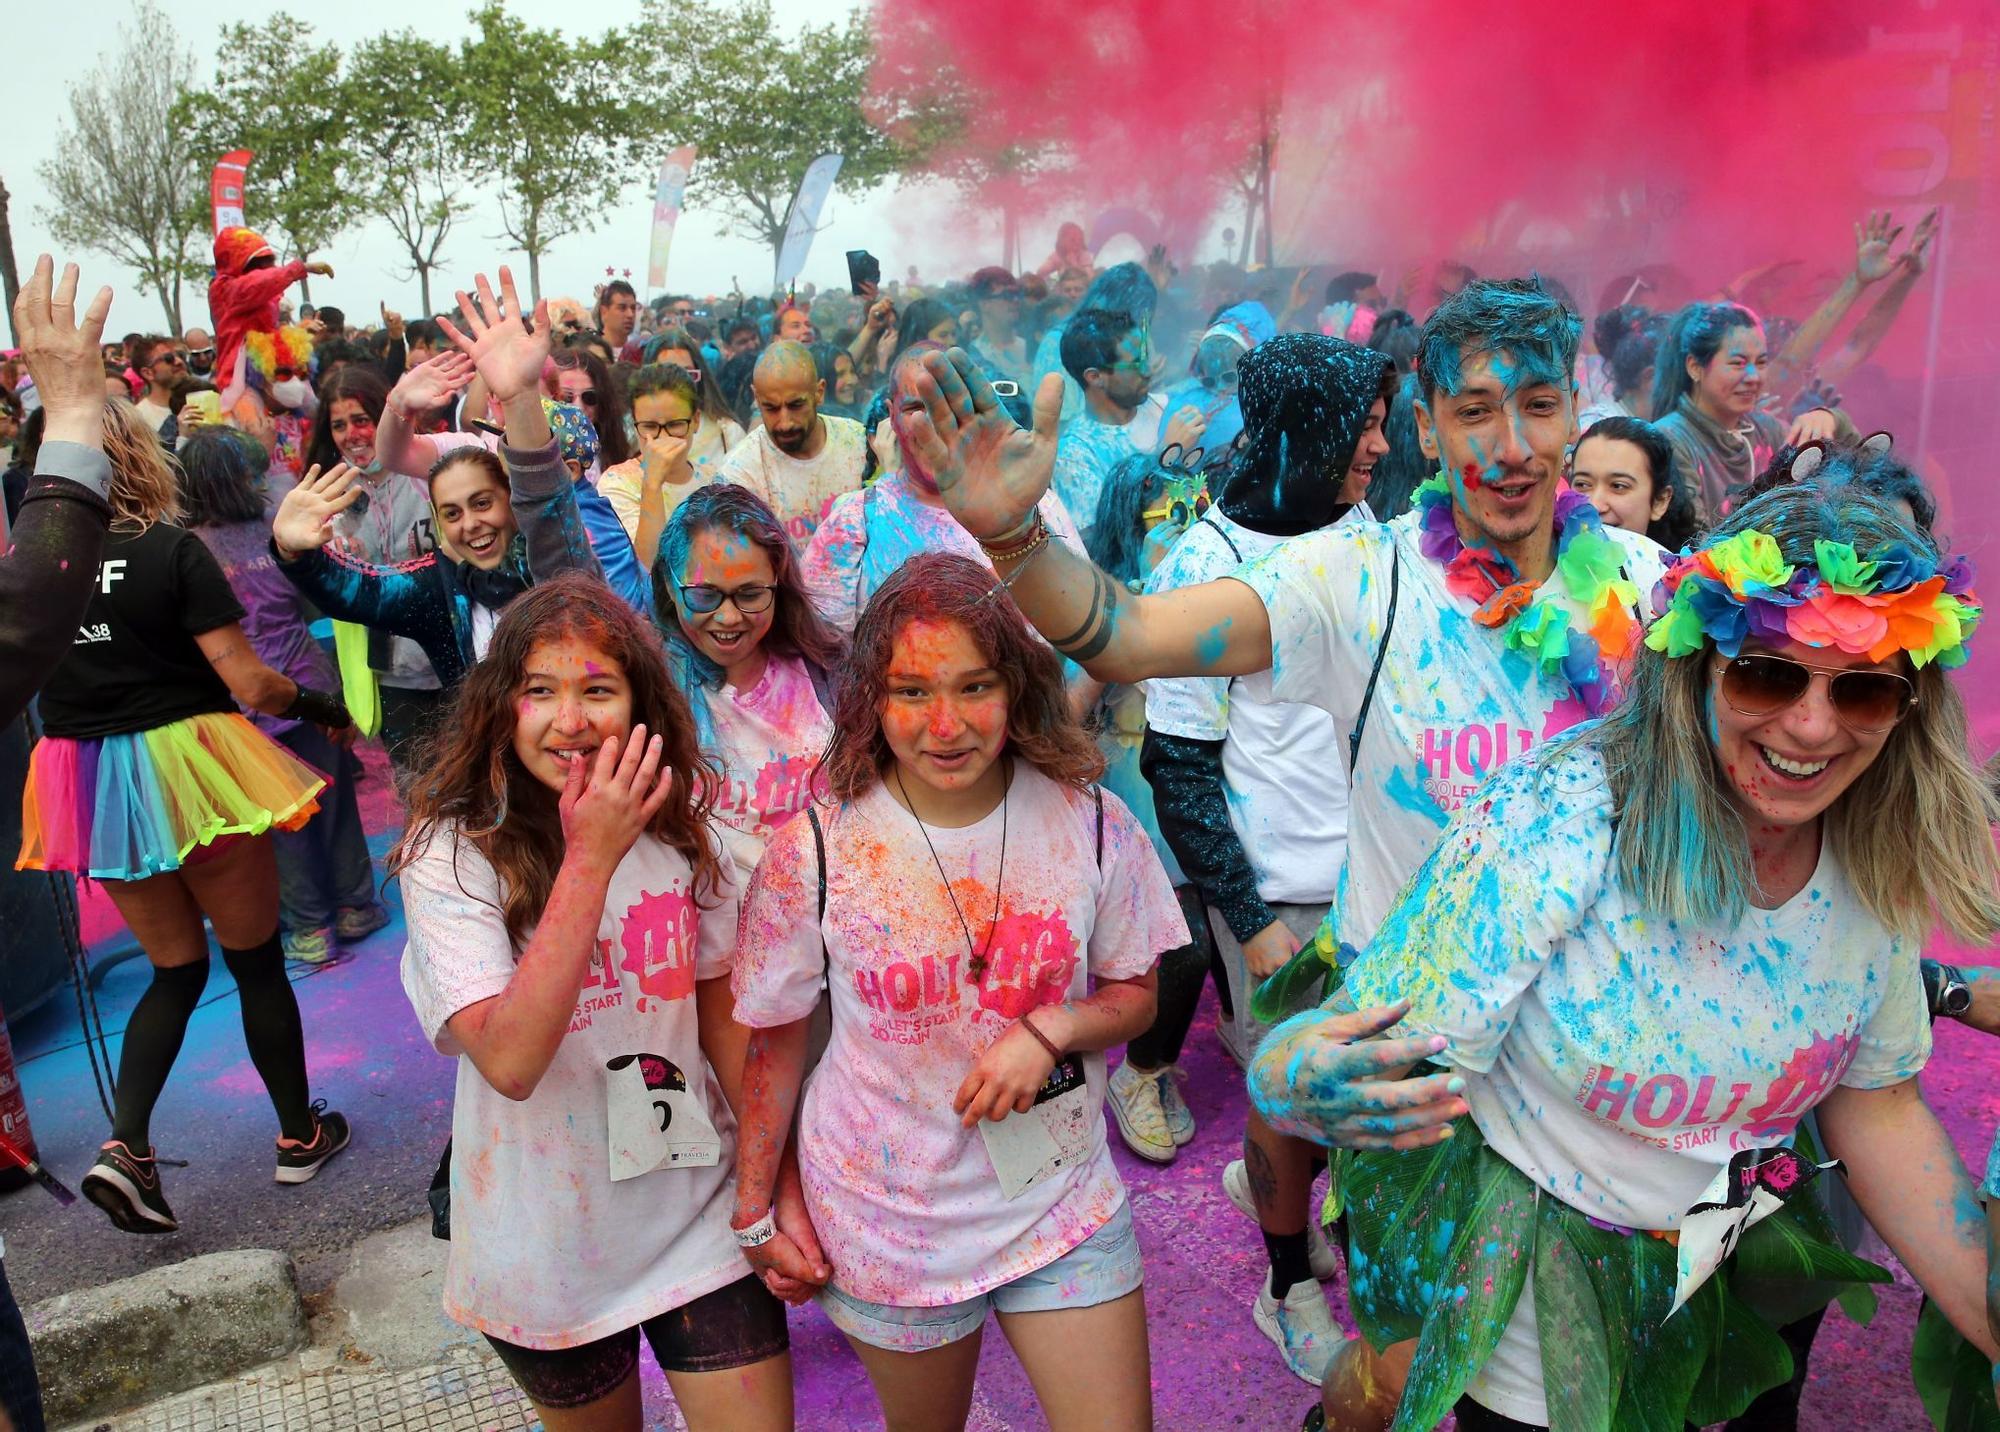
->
<box><xmin>819</xmin><ymin>1201</ymin><xmax>1144</xmax><ymax>1352</ymax></box>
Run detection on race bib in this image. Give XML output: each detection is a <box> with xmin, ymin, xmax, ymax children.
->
<box><xmin>1669</xmin><ymin>1145</ymin><xmax>1839</xmax><ymax>1316</ymax></box>
<box><xmin>979</xmin><ymin>1055</ymin><xmax>1091</xmax><ymax>1200</ymax></box>
<box><xmin>604</xmin><ymin>1051</ymin><xmax>721</xmax><ymax>1182</ymax></box>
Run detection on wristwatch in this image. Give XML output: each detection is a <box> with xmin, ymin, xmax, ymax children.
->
<box><xmin>1921</xmin><ymin>959</ymin><xmax>1973</xmax><ymax>1020</ymax></box>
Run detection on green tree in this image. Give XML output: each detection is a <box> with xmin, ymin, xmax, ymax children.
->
<box><xmin>36</xmin><ymin>0</ymin><xmax>206</xmax><ymax>330</ymax></box>
<box><xmin>459</xmin><ymin>3</ymin><xmax>646</xmax><ymax>303</ymax></box>
<box><xmin>635</xmin><ymin>0</ymin><xmax>908</xmax><ymax>271</ymax></box>
<box><xmin>346</xmin><ymin>32</ymin><xmax>478</xmax><ymax>315</ymax></box>
<box><xmin>175</xmin><ymin>17</ymin><xmax>357</xmax><ymax>301</ymax></box>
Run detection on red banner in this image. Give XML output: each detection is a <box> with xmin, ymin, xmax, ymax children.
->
<box><xmin>209</xmin><ymin>149</ymin><xmax>253</xmax><ymax>236</ymax></box>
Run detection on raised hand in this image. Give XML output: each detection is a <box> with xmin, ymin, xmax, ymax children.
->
<box><xmin>1854</xmin><ymin>210</ymin><xmax>1905</xmax><ymax>285</ymax></box>
<box><xmin>1250</xmin><ymin>1000</ymin><xmax>1471</xmax><ymax>1151</ymax></box>
<box><xmin>901</xmin><ymin>348</ymin><xmax>1061</xmax><ymax>542</ymax></box>
<box><xmin>12</xmin><ymin>255</ymin><xmax>114</xmax><ymax>447</ymax></box>
<box><xmin>1899</xmin><ymin>207</ymin><xmax>1941</xmax><ymax>277</ymax></box>
<box><xmin>438</xmin><ymin>267</ymin><xmax>552</xmax><ymax>404</ymax></box>
<box><xmin>379</xmin><ymin>302</ymin><xmax>405</xmax><ymax>341</ymax></box>
<box><xmin>271</xmin><ymin>463</ymin><xmax>363</xmax><ymax>558</ymax></box>
<box><xmin>558</xmin><ymin>724</ymin><xmax>672</xmax><ymax>874</ymax></box>
<box><xmin>389</xmin><ymin>352</ymin><xmax>475</xmax><ymax>417</ymax></box>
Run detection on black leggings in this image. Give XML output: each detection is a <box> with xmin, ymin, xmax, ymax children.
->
<box><xmin>1126</xmin><ymin>884</ymin><xmax>1217</xmax><ymax>1069</ymax></box>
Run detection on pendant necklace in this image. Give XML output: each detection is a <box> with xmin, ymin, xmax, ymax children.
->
<box><xmin>895</xmin><ymin>762</ymin><xmax>1009</xmax><ymax>981</ymax></box>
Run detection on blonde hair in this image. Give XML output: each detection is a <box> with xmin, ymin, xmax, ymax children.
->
<box><xmin>101</xmin><ymin>398</ymin><xmax>182</xmax><ymax>532</ymax></box>
<box><xmin>1551</xmin><ymin>480</ymin><xmax>2000</xmax><ymax>944</ymax></box>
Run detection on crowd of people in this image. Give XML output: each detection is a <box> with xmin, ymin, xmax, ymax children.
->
<box><xmin>0</xmin><ymin>193</ymin><xmax>1995</xmax><ymax>1432</ymax></box>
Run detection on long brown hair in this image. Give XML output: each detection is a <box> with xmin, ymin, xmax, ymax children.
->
<box><xmin>821</xmin><ymin>552</ymin><xmax>1105</xmax><ymax>802</ymax></box>
<box><xmin>304</xmin><ymin>364</ymin><xmax>388</xmax><ymax>473</ymax></box>
<box><xmin>389</xmin><ymin>573</ymin><xmax>724</xmax><ymax>947</ymax></box>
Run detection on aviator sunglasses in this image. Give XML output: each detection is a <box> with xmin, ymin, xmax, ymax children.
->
<box><xmin>1713</xmin><ymin>653</ymin><xmax>1916</xmax><ymax>733</ymax></box>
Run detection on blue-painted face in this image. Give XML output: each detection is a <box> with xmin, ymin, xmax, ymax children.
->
<box><xmin>1415</xmin><ymin>348</ymin><xmax>1577</xmax><ymax>555</ymax></box>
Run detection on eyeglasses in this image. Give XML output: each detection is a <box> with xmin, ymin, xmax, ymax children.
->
<box><xmin>1713</xmin><ymin>653</ymin><xmax>1916</xmax><ymax>733</ymax></box>
<box><xmin>188</xmin><ymin>348</ymin><xmax>216</xmax><ymax>362</ymax></box>
<box><xmin>636</xmin><ymin>418</ymin><xmax>694</xmax><ymax>440</ymax></box>
<box><xmin>679</xmin><ymin>583</ymin><xmax>775</xmax><ymax>615</ymax></box>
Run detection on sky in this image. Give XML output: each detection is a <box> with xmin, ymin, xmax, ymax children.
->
<box><xmin>3</xmin><ymin>0</ymin><xmax>1079</xmax><ymax>342</ymax></box>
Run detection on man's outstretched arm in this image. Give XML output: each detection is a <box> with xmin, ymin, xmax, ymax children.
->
<box><xmin>902</xmin><ymin>348</ymin><xmax>1271</xmax><ymax>686</ymax></box>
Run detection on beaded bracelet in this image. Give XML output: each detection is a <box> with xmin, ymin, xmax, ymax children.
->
<box><xmin>977</xmin><ymin>510</ymin><xmax>1047</xmax><ymax>561</ymax></box>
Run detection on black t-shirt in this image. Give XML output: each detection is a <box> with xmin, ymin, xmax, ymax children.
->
<box><xmin>36</xmin><ymin>523</ymin><xmax>247</xmax><ymax>739</ymax></box>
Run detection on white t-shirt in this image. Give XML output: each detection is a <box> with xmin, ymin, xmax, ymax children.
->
<box><xmin>1237</xmin><ymin>508</ymin><xmax>1667</xmax><ymax>952</ymax></box>
<box><xmin>1050</xmin><ymin>396</ymin><xmax>1166</xmax><ymax>543</ymax></box>
<box><xmin>133</xmin><ymin>396</ymin><xmax>172</xmax><ymax>433</ymax></box>
<box><xmin>1144</xmin><ymin>507</ymin><xmax>1361</xmax><ymax>907</ymax></box>
<box><xmin>400</xmin><ymin>825</ymin><xmax>749</xmax><ymax>1349</ymax></box>
<box><xmin>802</xmin><ymin>471</ymin><xmax>1084</xmax><ymax>636</ymax></box>
<box><xmin>732</xmin><ymin>768</ymin><xmax>1187</xmax><ymax>1306</ymax></box>
<box><xmin>1346</xmin><ymin>742</ymin><xmax>1931</xmax><ymax>1422</ymax></box>
<box><xmin>716</xmin><ymin>415</ymin><xmax>867</xmax><ymax>546</ymax></box>
<box><xmin>698</xmin><ymin>652</ymin><xmax>834</xmax><ymax>885</ymax></box>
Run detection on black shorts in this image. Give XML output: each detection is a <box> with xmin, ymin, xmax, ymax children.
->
<box><xmin>485</xmin><ymin>1274</ymin><xmax>788</xmax><ymax>1410</ymax></box>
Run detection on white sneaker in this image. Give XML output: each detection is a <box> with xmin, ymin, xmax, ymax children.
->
<box><xmin>1223</xmin><ymin>1158</ymin><xmax>1338</xmax><ymax>1281</ymax></box>
<box><xmin>1107</xmin><ymin>1060</ymin><xmax>1176</xmax><ymax>1163</ymax></box>
<box><xmin>1253</xmin><ymin>1277</ymin><xmax>1340</xmax><ymax>1386</ymax></box>
<box><xmin>1158</xmin><ymin>1065</ymin><xmax>1195</xmax><ymax>1147</ymax></box>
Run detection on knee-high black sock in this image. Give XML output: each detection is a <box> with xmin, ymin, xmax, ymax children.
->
<box><xmin>220</xmin><ymin>935</ymin><xmax>314</xmax><ymax>1142</ymax></box>
<box><xmin>109</xmin><ymin>959</ymin><xmax>211</xmax><ymax>1150</ymax></box>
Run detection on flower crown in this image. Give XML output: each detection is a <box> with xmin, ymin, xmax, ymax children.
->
<box><xmin>1645</xmin><ymin>529</ymin><xmax>1981</xmax><ymax>668</ymax></box>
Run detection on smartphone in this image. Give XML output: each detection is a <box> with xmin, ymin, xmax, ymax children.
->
<box><xmin>846</xmin><ymin>250</ymin><xmax>881</xmax><ymax>299</ymax></box>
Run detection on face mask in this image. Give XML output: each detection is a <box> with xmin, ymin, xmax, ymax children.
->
<box><xmin>270</xmin><ymin>378</ymin><xmax>309</xmax><ymax>409</ymax></box>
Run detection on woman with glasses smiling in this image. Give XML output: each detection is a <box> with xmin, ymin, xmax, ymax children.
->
<box><xmin>650</xmin><ymin>482</ymin><xmax>845</xmax><ymax>884</ymax></box>
<box><xmin>599</xmin><ymin>363</ymin><xmax>747</xmax><ymax>568</ymax></box>
<box><xmin>1248</xmin><ymin>470</ymin><xmax>2000</xmax><ymax>1432</ymax></box>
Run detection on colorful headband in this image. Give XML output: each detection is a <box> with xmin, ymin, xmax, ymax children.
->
<box><xmin>1645</xmin><ymin>528</ymin><xmax>1981</xmax><ymax>668</ymax></box>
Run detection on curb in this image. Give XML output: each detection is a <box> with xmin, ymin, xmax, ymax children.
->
<box><xmin>26</xmin><ymin>1247</ymin><xmax>307</xmax><ymax>1425</ymax></box>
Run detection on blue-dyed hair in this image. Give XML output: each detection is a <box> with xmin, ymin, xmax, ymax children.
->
<box><xmin>1414</xmin><ymin>277</ymin><xmax>1580</xmax><ymax>405</ymax></box>
<box><xmin>1073</xmin><ymin>262</ymin><xmax>1157</xmax><ymax>327</ymax></box>
<box><xmin>648</xmin><ymin>484</ymin><xmax>845</xmax><ymax>740</ymax></box>
<box><xmin>1649</xmin><ymin>301</ymin><xmax>1761</xmax><ymax>420</ymax></box>
<box><xmin>1365</xmin><ymin>372</ymin><xmax>1429</xmax><ymax>521</ymax></box>
<box><xmin>1543</xmin><ymin>470</ymin><xmax>1998</xmax><ymax>943</ymax></box>
<box><xmin>1087</xmin><ymin>452</ymin><xmax>1172</xmax><ymax>584</ymax></box>
<box><xmin>859</xmin><ymin>386</ymin><xmax>892</xmax><ymax>483</ymax></box>
<box><xmin>1060</xmin><ymin>308</ymin><xmax>1137</xmax><ymax>385</ymax></box>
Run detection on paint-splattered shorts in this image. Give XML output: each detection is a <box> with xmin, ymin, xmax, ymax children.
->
<box><xmin>819</xmin><ymin>1200</ymin><xmax>1143</xmax><ymax>1352</ymax></box>
<box><xmin>483</xmin><ymin>1274</ymin><xmax>788</xmax><ymax>1409</ymax></box>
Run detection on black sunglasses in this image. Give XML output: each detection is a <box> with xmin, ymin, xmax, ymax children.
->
<box><xmin>1714</xmin><ymin>653</ymin><xmax>1916</xmax><ymax>733</ymax></box>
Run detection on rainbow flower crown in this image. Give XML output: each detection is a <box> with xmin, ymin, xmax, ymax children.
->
<box><xmin>1645</xmin><ymin>529</ymin><xmax>1981</xmax><ymax>668</ymax></box>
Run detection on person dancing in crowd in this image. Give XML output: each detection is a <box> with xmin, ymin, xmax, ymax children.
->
<box><xmin>1250</xmin><ymin>475</ymin><xmax>1999</xmax><ymax>1430</ymax></box>
<box><xmin>393</xmin><ymin>574</ymin><xmax>792</xmax><ymax>1431</ymax></box>
<box><xmin>18</xmin><ymin>398</ymin><xmax>353</xmax><ymax>1234</ymax></box>
<box><xmin>1139</xmin><ymin>333</ymin><xmax>1394</xmax><ymax>1382</ymax></box>
<box><xmin>1651</xmin><ymin>301</ymin><xmax>1843</xmax><ymax>525</ymax></box>
<box><xmin>730</xmin><ymin>554</ymin><xmax>1186</xmax><ymax>1432</ymax></box>
<box><xmin>179</xmin><ymin>428</ymin><xmax>387</xmax><ymax>963</ymax></box>
<box><xmin>804</xmin><ymin>345</ymin><xmax>1084</xmax><ymax>636</ymax></box>
<box><xmin>648</xmin><ymin>483</ymin><xmax>843</xmax><ymax>884</ymax></box>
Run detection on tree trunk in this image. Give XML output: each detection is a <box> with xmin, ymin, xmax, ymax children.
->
<box><xmin>417</xmin><ymin>266</ymin><xmax>433</xmax><ymax>317</ymax></box>
<box><xmin>526</xmin><ymin>248</ymin><xmax>542</xmax><ymax>305</ymax></box>
<box><xmin>1237</xmin><ymin>198</ymin><xmax>1256</xmax><ymax>267</ymax></box>
<box><xmin>154</xmin><ymin>274</ymin><xmax>178</xmax><ymax>333</ymax></box>
<box><xmin>0</xmin><ymin>176</ymin><xmax>20</xmax><ymax>337</ymax></box>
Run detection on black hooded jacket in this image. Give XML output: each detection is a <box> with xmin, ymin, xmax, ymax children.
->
<box><xmin>1143</xmin><ymin>335</ymin><xmax>1394</xmax><ymax>944</ymax></box>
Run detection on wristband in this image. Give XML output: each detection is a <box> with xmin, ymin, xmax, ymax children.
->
<box><xmin>1018</xmin><ymin>1012</ymin><xmax>1062</xmax><ymax>1061</ymax></box>
<box><xmin>732</xmin><ymin>1210</ymin><xmax>777</xmax><ymax>1248</ymax></box>
<box><xmin>977</xmin><ymin>510</ymin><xmax>1043</xmax><ymax>558</ymax></box>
<box><xmin>281</xmin><ymin>683</ymin><xmax>353</xmax><ymax>729</ymax></box>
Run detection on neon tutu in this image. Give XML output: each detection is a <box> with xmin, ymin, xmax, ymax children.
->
<box><xmin>18</xmin><ymin>712</ymin><xmax>327</xmax><ymax>881</ymax></box>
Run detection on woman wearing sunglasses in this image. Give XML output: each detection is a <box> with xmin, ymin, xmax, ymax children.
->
<box><xmin>649</xmin><ymin>482</ymin><xmax>844</xmax><ymax>884</ymax></box>
<box><xmin>1252</xmin><ymin>472</ymin><xmax>2000</xmax><ymax>1432</ymax></box>
<box><xmin>550</xmin><ymin>346</ymin><xmax>630</xmax><ymax>475</ymax></box>
<box><xmin>802</xmin><ymin>344</ymin><xmax>1084</xmax><ymax>636</ymax></box>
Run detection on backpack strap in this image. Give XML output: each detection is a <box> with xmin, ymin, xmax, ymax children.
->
<box><xmin>1347</xmin><ymin>546</ymin><xmax>1400</xmax><ymax>772</ymax></box>
<box><xmin>807</xmin><ymin>805</ymin><xmax>829</xmax><ymax>977</ymax></box>
<box><xmin>1197</xmin><ymin>511</ymin><xmax>1243</xmax><ymax>563</ymax></box>
<box><xmin>1093</xmin><ymin>783</ymin><xmax>1105</xmax><ymax>869</ymax></box>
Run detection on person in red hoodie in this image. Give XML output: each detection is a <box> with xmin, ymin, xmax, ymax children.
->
<box><xmin>207</xmin><ymin>226</ymin><xmax>330</xmax><ymax>413</ymax></box>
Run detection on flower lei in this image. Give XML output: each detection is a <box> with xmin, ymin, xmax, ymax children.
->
<box><xmin>1414</xmin><ymin>473</ymin><xmax>1643</xmax><ymax>716</ymax></box>
<box><xmin>1645</xmin><ymin>529</ymin><xmax>1981</xmax><ymax>667</ymax></box>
